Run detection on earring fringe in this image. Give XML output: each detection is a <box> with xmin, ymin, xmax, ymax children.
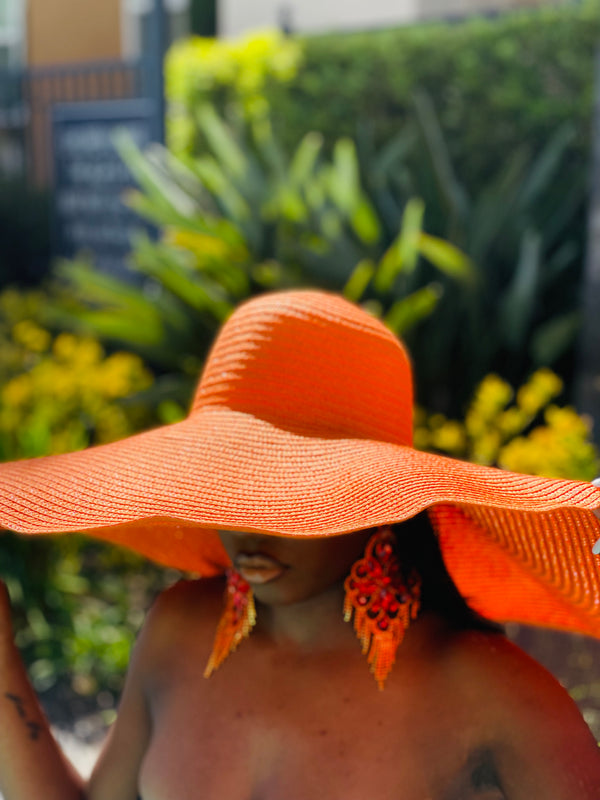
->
<box><xmin>204</xmin><ymin>569</ymin><xmax>256</xmax><ymax>678</ymax></box>
<box><xmin>344</xmin><ymin>527</ymin><xmax>421</xmax><ymax>690</ymax></box>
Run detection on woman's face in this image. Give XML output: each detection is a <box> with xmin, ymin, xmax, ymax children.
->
<box><xmin>217</xmin><ymin>528</ymin><xmax>373</xmax><ymax>606</ymax></box>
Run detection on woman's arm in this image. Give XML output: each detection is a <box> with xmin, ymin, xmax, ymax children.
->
<box><xmin>0</xmin><ymin>577</ymin><xmax>156</xmax><ymax>800</ymax></box>
<box><xmin>0</xmin><ymin>580</ymin><xmax>84</xmax><ymax>800</ymax></box>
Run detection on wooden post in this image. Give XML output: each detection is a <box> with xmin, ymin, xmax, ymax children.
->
<box><xmin>144</xmin><ymin>0</ymin><xmax>166</xmax><ymax>143</ymax></box>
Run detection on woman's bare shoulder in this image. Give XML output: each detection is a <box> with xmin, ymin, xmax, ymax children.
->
<box><xmin>149</xmin><ymin>576</ymin><xmax>225</xmax><ymax>619</ymax></box>
<box><xmin>441</xmin><ymin>628</ymin><xmax>573</xmax><ymax>709</ymax></box>
<box><xmin>439</xmin><ymin>629</ymin><xmax>600</xmax><ymax>797</ymax></box>
<box><xmin>133</xmin><ymin>577</ymin><xmax>225</xmax><ymax>672</ymax></box>
<box><xmin>444</xmin><ymin>629</ymin><xmax>565</xmax><ymax>688</ymax></box>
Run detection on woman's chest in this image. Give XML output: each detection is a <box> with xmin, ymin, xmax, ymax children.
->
<box><xmin>139</xmin><ymin>659</ymin><xmax>501</xmax><ymax>800</ymax></box>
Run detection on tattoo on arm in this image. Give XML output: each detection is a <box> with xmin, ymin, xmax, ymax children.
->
<box><xmin>5</xmin><ymin>691</ymin><xmax>26</xmax><ymax>718</ymax></box>
<box><xmin>4</xmin><ymin>692</ymin><xmax>43</xmax><ymax>740</ymax></box>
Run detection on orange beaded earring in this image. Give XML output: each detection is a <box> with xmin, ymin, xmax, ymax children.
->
<box><xmin>204</xmin><ymin>568</ymin><xmax>256</xmax><ymax>678</ymax></box>
<box><xmin>344</xmin><ymin>527</ymin><xmax>421</xmax><ymax>690</ymax></box>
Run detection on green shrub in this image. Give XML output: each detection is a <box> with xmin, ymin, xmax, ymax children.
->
<box><xmin>266</xmin><ymin>2</ymin><xmax>599</xmax><ymax>192</ymax></box>
<box><xmin>166</xmin><ymin>29</ymin><xmax>303</xmax><ymax>156</ymax></box>
<box><xmin>362</xmin><ymin>93</ymin><xmax>586</xmax><ymax>413</ymax></box>
<box><xmin>165</xmin><ymin>5</ymin><xmax>596</xmax><ymax>412</ymax></box>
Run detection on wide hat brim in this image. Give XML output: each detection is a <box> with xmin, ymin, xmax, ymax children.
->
<box><xmin>1</xmin><ymin>405</ymin><xmax>600</xmax><ymax>637</ymax></box>
<box><xmin>1</xmin><ymin>289</ymin><xmax>600</xmax><ymax>638</ymax></box>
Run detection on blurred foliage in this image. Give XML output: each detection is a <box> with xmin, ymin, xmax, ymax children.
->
<box><xmin>0</xmin><ymin>287</ymin><xmax>175</xmax><ymax>699</ymax></box>
<box><xmin>363</xmin><ymin>93</ymin><xmax>585</xmax><ymax>414</ymax></box>
<box><xmin>267</xmin><ymin>2</ymin><xmax>599</xmax><ymax>192</ymax></box>
<box><xmin>415</xmin><ymin>368</ymin><xmax>599</xmax><ymax>481</ymax></box>
<box><xmin>166</xmin><ymin>29</ymin><xmax>303</xmax><ymax>156</ymax></box>
<box><xmin>2</xmin><ymin>532</ymin><xmax>177</xmax><ymax>701</ymax></box>
<box><xmin>165</xmin><ymin>19</ymin><xmax>588</xmax><ymax>412</ymax></box>
<box><xmin>50</xmin><ymin>110</ymin><xmax>472</xmax><ymax>408</ymax></box>
<box><xmin>0</xmin><ymin>288</ymin><xmax>154</xmax><ymax>460</ymax></box>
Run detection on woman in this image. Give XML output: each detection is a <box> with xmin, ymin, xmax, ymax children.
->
<box><xmin>1</xmin><ymin>289</ymin><xmax>600</xmax><ymax>799</ymax></box>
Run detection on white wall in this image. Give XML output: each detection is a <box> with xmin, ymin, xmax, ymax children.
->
<box><xmin>219</xmin><ymin>0</ymin><xmax>557</xmax><ymax>37</ymax></box>
<box><xmin>121</xmin><ymin>0</ymin><xmax>190</xmax><ymax>58</ymax></box>
<box><xmin>219</xmin><ymin>0</ymin><xmax>419</xmax><ymax>37</ymax></box>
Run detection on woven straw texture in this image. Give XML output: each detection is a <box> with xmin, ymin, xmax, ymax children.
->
<box><xmin>1</xmin><ymin>290</ymin><xmax>600</xmax><ymax>635</ymax></box>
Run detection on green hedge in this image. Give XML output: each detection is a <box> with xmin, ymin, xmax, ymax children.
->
<box><xmin>160</xmin><ymin>5</ymin><xmax>600</xmax><ymax>411</ymax></box>
<box><xmin>268</xmin><ymin>1</ymin><xmax>600</xmax><ymax>192</ymax></box>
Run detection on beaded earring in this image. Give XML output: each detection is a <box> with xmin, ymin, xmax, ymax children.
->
<box><xmin>204</xmin><ymin>568</ymin><xmax>256</xmax><ymax>678</ymax></box>
<box><xmin>343</xmin><ymin>527</ymin><xmax>421</xmax><ymax>690</ymax></box>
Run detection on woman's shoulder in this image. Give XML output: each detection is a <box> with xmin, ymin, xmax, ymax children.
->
<box><xmin>440</xmin><ymin>628</ymin><xmax>558</xmax><ymax>695</ymax></box>
<box><xmin>131</xmin><ymin>577</ymin><xmax>225</xmax><ymax>676</ymax></box>
<box><xmin>437</xmin><ymin>630</ymin><xmax>600</xmax><ymax>795</ymax></box>
<box><xmin>439</xmin><ymin>627</ymin><xmax>590</xmax><ymax>734</ymax></box>
<box><xmin>150</xmin><ymin>576</ymin><xmax>225</xmax><ymax>617</ymax></box>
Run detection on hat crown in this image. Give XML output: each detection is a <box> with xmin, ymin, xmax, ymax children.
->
<box><xmin>191</xmin><ymin>291</ymin><xmax>413</xmax><ymax>445</ymax></box>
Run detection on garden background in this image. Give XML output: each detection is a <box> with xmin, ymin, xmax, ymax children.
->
<box><xmin>2</xmin><ymin>0</ymin><xmax>600</xmax><ymax>744</ymax></box>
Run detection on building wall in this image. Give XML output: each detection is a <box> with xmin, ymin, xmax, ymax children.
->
<box><xmin>219</xmin><ymin>0</ymin><xmax>419</xmax><ymax>37</ymax></box>
<box><xmin>219</xmin><ymin>0</ymin><xmax>560</xmax><ymax>36</ymax></box>
<box><xmin>26</xmin><ymin>0</ymin><xmax>122</xmax><ymax>66</ymax></box>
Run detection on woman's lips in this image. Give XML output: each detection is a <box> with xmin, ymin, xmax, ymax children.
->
<box><xmin>234</xmin><ymin>553</ymin><xmax>288</xmax><ymax>584</ymax></box>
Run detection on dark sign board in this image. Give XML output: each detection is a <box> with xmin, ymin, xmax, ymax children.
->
<box><xmin>52</xmin><ymin>98</ymin><xmax>158</xmax><ymax>280</ymax></box>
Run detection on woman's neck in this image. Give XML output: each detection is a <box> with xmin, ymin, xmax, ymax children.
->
<box><xmin>254</xmin><ymin>580</ymin><xmax>354</xmax><ymax>651</ymax></box>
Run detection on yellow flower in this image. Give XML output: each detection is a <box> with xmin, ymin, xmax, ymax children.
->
<box><xmin>530</xmin><ymin>367</ymin><xmax>563</xmax><ymax>400</ymax></box>
<box><xmin>164</xmin><ymin>28</ymin><xmax>303</xmax><ymax>149</ymax></box>
<box><xmin>497</xmin><ymin>407</ymin><xmax>527</xmax><ymax>438</ymax></box>
<box><xmin>499</xmin><ymin>418</ymin><xmax>598</xmax><ymax>481</ymax></box>
<box><xmin>0</xmin><ymin>328</ymin><xmax>155</xmax><ymax>460</ymax></box>
<box><xmin>471</xmin><ymin>430</ymin><xmax>502</xmax><ymax>466</ymax></box>
<box><xmin>516</xmin><ymin>369</ymin><xmax>562</xmax><ymax>417</ymax></box>
<box><xmin>165</xmin><ymin>228</ymin><xmax>232</xmax><ymax>261</ymax></box>
<box><xmin>516</xmin><ymin>385</ymin><xmax>544</xmax><ymax>416</ymax></box>
<box><xmin>38</xmin><ymin>363</ymin><xmax>78</xmax><ymax>401</ymax></box>
<box><xmin>2</xmin><ymin>374</ymin><xmax>32</xmax><ymax>408</ymax></box>
<box><xmin>469</xmin><ymin>374</ymin><xmax>513</xmax><ymax>423</ymax></box>
<box><xmin>428</xmin><ymin>413</ymin><xmax>447</xmax><ymax>430</ymax></box>
<box><xmin>498</xmin><ymin>437</ymin><xmax>536</xmax><ymax>474</ymax></box>
<box><xmin>96</xmin><ymin>353</ymin><xmax>152</xmax><ymax>399</ymax></box>
<box><xmin>71</xmin><ymin>339</ymin><xmax>104</xmax><ymax>368</ymax></box>
<box><xmin>12</xmin><ymin>320</ymin><xmax>51</xmax><ymax>353</ymax></box>
<box><xmin>417</xmin><ymin>368</ymin><xmax>598</xmax><ymax>481</ymax></box>
<box><xmin>53</xmin><ymin>333</ymin><xmax>80</xmax><ymax>361</ymax></box>
<box><xmin>544</xmin><ymin>405</ymin><xmax>589</xmax><ymax>436</ymax></box>
<box><xmin>413</xmin><ymin>427</ymin><xmax>430</xmax><ymax>451</ymax></box>
<box><xmin>430</xmin><ymin>421</ymin><xmax>466</xmax><ymax>456</ymax></box>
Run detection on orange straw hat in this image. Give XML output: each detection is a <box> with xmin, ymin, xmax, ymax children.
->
<box><xmin>1</xmin><ymin>289</ymin><xmax>600</xmax><ymax>636</ymax></box>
